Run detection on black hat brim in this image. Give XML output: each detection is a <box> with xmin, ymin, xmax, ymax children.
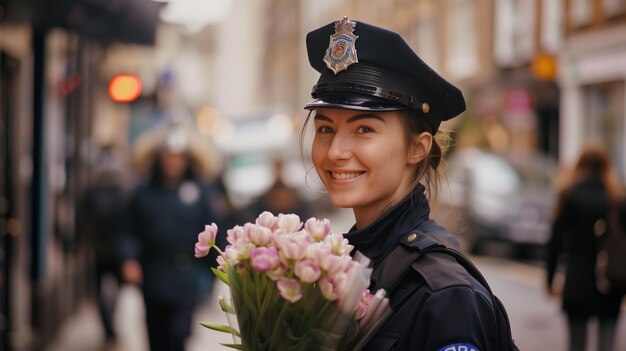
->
<box><xmin>304</xmin><ymin>92</ymin><xmax>405</xmax><ymax>111</ymax></box>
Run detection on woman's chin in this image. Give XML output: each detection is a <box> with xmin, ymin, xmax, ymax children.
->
<box><xmin>328</xmin><ymin>196</ymin><xmax>357</xmax><ymax>209</ymax></box>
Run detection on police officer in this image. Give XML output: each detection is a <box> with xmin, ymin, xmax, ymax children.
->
<box><xmin>303</xmin><ymin>17</ymin><xmax>513</xmax><ymax>351</ymax></box>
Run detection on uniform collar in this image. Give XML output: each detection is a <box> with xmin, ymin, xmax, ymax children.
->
<box><xmin>344</xmin><ymin>185</ymin><xmax>431</xmax><ymax>266</ymax></box>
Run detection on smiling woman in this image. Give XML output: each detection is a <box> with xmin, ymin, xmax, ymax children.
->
<box><xmin>300</xmin><ymin>17</ymin><xmax>518</xmax><ymax>351</ymax></box>
<box><xmin>310</xmin><ymin>109</ymin><xmax>428</xmax><ymax>228</ymax></box>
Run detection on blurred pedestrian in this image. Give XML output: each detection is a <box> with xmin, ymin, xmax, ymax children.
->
<box><xmin>76</xmin><ymin>144</ymin><xmax>128</xmax><ymax>347</ymax></box>
<box><xmin>546</xmin><ymin>144</ymin><xmax>625</xmax><ymax>351</ymax></box>
<box><xmin>248</xmin><ymin>156</ymin><xmax>311</xmax><ymax>220</ymax></box>
<box><xmin>210</xmin><ymin>170</ymin><xmax>245</xmax><ymax>239</ymax></box>
<box><xmin>119</xmin><ymin>123</ymin><xmax>222</xmax><ymax>351</ymax></box>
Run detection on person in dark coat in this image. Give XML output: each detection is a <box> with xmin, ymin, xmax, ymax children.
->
<box><xmin>546</xmin><ymin>144</ymin><xmax>625</xmax><ymax>351</ymax></box>
<box><xmin>120</xmin><ymin>124</ymin><xmax>223</xmax><ymax>351</ymax></box>
<box><xmin>301</xmin><ymin>17</ymin><xmax>511</xmax><ymax>351</ymax></box>
<box><xmin>76</xmin><ymin>145</ymin><xmax>128</xmax><ymax>346</ymax></box>
<box><xmin>248</xmin><ymin>156</ymin><xmax>312</xmax><ymax>221</ymax></box>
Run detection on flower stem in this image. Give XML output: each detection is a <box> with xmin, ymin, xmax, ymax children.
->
<box><xmin>212</xmin><ymin>244</ymin><xmax>224</xmax><ymax>256</ymax></box>
<box><xmin>269</xmin><ymin>299</ymin><xmax>290</xmax><ymax>347</ymax></box>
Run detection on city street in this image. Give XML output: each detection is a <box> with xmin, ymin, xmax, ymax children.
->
<box><xmin>5</xmin><ymin>2</ymin><xmax>626</xmax><ymax>349</ymax></box>
<box><xmin>45</xmin><ymin>255</ymin><xmax>626</xmax><ymax>351</ymax></box>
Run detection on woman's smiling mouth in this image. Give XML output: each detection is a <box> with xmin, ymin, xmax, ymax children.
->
<box><xmin>330</xmin><ymin>171</ymin><xmax>364</xmax><ymax>180</ymax></box>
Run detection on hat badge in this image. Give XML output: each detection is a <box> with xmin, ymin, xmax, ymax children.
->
<box><xmin>323</xmin><ymin>16</ymin><xmax>359</xmax><ymax>75</ymax></box>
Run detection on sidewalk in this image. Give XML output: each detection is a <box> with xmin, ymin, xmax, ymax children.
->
<box><xmin>45</xmin><ymin>282</ymin><xmax>235</xmax><ymax>351</ymax></box>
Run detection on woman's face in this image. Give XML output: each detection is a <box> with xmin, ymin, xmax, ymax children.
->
<box><xmin>311</xmin><ymin>108</ymin><xmax>419</xmax><ymax>227</ymax></box>
<box><xmin>158</xmin><ymin>150</ymin><xmax>189</xmax><ymax>183</ymax></box>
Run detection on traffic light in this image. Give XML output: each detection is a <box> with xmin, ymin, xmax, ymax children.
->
<box><xmin>108</xmin><ymin>74</ymin><xmax>142</xmax><ymax>103</ymax></box>
<box><xmin>532</xmin><ymin>53</ymin><xmax>557</xmax><ymax>81</ymax></box>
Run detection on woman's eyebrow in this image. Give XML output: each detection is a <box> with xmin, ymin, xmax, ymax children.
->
<box><xmin>313</xmin><ymin>113</ymin><xmax>385</xmax><ymax>123</ymax></box>
<box><xmin>313</xmin><ymin>114</ymin><xmax>332</xmax><ymax>122</ymax></box>
<box><xmin>346</xmin><ymin>114</ymin><xmax>385</xmax><ymax>123</ymax></box>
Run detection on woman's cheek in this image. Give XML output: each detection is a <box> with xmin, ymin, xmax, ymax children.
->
<box><xmin>311</xmin><ymin>140</ymin><xmax>326</xmax><ymax>166</ymax></box>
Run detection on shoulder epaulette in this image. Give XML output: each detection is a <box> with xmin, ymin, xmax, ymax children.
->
<box><xmin>410</xmin><ymin>251</ymin><xmax>472</xmax><ymax>291</ymax></box>
<box><xmin>398</xmin><ymin>230</ymin><xmax>472</xmax><ymax>291</ymax></box>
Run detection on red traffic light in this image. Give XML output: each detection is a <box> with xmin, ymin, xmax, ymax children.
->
<box><xmin>109</xmin><ymin>74</ymin><xmax>142</xmax><ymax>102</ymax></box>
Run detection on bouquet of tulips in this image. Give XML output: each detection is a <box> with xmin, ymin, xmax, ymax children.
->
<box><xmin>194</xmin><ymin>211</ymin><xmax>390</xmax><ymax>351</ymax></box>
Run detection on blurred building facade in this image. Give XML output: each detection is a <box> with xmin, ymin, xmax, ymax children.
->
<box><xmin>559</xmin><ymin>0</ymin><xmax>626</xmax><ymax>179</ymax></box>
<box><xmin>0</xmin><ymin>0</ymin><xmax>162</xmax><ymax>349</ymax></box>
<box><xmin>262</xmin><ymin>0</ymin><xmax>564</xmax><ymax>160</ymax></box>
<box><xmin>2</xmin><ymin>0</ymin><xmax>626</xmax><ymax>350</ymax></box>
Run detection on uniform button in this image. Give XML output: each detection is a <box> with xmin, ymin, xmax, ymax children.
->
<box><xmin>407</xmin><ymin>233</ymin><xmax>417</xmax><ymax>242</ymax></box>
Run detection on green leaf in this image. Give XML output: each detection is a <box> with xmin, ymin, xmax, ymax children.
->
<box><xmin>218</xmin><ymin>296</ymin><xmax>236</xmax><ymax>314</ymax></box>
<box><xmin>220</xmin><ymin>343</ymin><xmax>246</xmax><ymax>350</ymax></box>
<box><xmin>211</xmin><ymin>267</ymin><xmax>229</xmax><ymax>285</ymax></box>
<box><xmin>199</xmin><ymin>322</ymin><xmax>241</xmax><ymax>336</ymax></box>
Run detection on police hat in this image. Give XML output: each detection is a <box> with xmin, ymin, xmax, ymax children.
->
<box><xmin>304</xmin><ymin>17</ymin><xmax>465</xmax><ymax>133</ymax></box>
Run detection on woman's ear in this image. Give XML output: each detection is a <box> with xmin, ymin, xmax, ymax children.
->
<box><xmin>407</xmin><ymin>132</ymin><xmax>433</xmax><ymax>165</ymax></box>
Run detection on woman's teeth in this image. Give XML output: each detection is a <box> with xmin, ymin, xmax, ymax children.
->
<box><xmin>332</xmin><ymin>172</ymin><xmax>360</xmax><ymax>180</ymax></box>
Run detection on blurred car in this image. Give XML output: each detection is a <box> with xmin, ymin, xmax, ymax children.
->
<box><xmin>440</xmin><ymin>147</ymin><xmax>557</xmax><ymax>257</ymax></box>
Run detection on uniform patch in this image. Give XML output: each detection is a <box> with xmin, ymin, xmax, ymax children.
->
<box><xmin>437</xmin><ymin>343</ymin><xmax>479</xmax><ymax>351</ymax></box>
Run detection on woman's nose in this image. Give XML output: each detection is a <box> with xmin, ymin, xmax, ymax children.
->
<box><xmin>327</xmin><ymin>134</ymin><xmax>351</xmax><ymax>160</ymax></box>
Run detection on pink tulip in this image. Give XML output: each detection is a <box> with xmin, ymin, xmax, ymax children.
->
<box><xmin>319</xmin><ymin>253</ymin><xmax>350</xmax><ymax>274</ymax></box>
<box><xmin>194</xmin><ymin>223</ymin><xmax>218</xmax><ymax>258</ymax></box>
<box><xmin>277</xmin><ymin>278</ymin><xmax>302</xmax><ymax>303</ymax></box>
<box><xmin>355</xmin><ymin>290</ymin><xmax>374</xmax><ymax>320</ymax></box>
<box><xmin>224</xmin><ymin>246</ymin><xmax>241</xmax><ymax>266</ymax></box>
<box><xmin>355</xmin><ymin>301</ymin><xmax>368</xmax><ymax>320</ymax></box>
<box><xmin>237</xmin><ymin>242</ymin><xmax>255</xmax><ymax>260</ymax></box>
<box><xmin>245</xmin><ymin>223</ymin><xmax>272</xmax><ymax>246</ymax></box>
<box><xmin>250</xmin><ymin>247</ymin><xmax>280</xmax><ymax>272</ymax></box>
<box><xmin>276</xmin><ymin>213</ymin><xmax>302</xmax><ymax>233</ymax></box>
<box><xmin>274</xmin><ymin>232</ymin><xmax>308</xmax><ymax>261</ymax></box>
<box><xmin>195</xmin><ymin>242</ymin><xmax>210</xmax><ymax>258</ymax></box>
<box><xmin>326</xmin><ymin>233</ymin><xmax>354</xmax><ymax>255</ymax></box>
<box><xmin>266</xmin><ymin>263</ymin><xmax>288</xmax><ymax>281</ymax></box>
<box><xmin>227</xmin><ymin>225</ymin><xmax>248</xmax><ymax>246</ymax></box>
<box><xmin>216</xmin><ymin>255</ymin><xmax>226</xmax><ymax>271</ymax></box>
<box><xmin>294</xmin><ymin>259</ymin><xmax>322</xmax><ymax>283</ymax></box>
<box><xmin>255</xmin><ymin>211</ymin><xmax>278</xmax><ymax>230</ymax></box>
<box><xmin>304</xmin><ymin>218</ymin><xmax>331</xmax><ymax>241</ymax></box>
<box><xmin>306</xmin><ymin>242</ymin><xmax>328</xmax><ymax>260</ymax></box>
<box><xmin>318</xmin><ymin>275</ymin><xmax>343</xmax><ymax>301</ymax></box>
<box><xmin>358</xmin><ymin>289</ymin><xmax>389</xmax><ymax>328</ymax></box>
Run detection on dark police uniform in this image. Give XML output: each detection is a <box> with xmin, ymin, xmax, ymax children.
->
<box><xmin>303</xmin><ymin>17</ymin><xmax>498</xmax><ymax>351</ymax></box>
<box><xmin>345</xmin><ymin>188</ymin><xmax>495</xmax><ymax>351</ymax></box>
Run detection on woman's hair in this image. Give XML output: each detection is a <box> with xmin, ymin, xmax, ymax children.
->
<box><xmin>553</xmin><ymin>143</ymin><xmax>623</xmax><ymax>217</ymax></box>
<box><xmin>397</xmin><ymin>109</ymin><xmax>449</xmax><ymax>200</ymax></box>
<box><xmin>149</xmin><ymin>149</ymin><xmax>199</xmax><ymax>186</ymax></box>
<box><xmin>299</xmin><ymin>109</ymin><xmax>449</xmax><ymax>200</ymax></box>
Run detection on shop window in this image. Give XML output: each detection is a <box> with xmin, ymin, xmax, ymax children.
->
<box><xmin>603</xmin><ymin>0</ymin><xmax>626</xmax><ymax>19</ymax></box>
<box><xmin>570</xmin><ymin>0</ymin><xmax>593</xmax><ymax>28</ymax></box>
<box><xmin>494</xmin><ymin>0</ymin><xmax>535</xmax><ymax>66</ymax></box>
<box><xmin>540</xmin><ymin>0</ymin><xmax>563</xmax><ymax>53</ymax></box>
<box><xmin>583</xmin><ymin>81</ymin><xmax>625</xmax><ymax>179</ymax></box>
<box><xmin>446</xmin><ymin>0</ymin><xmax>478</xmax><ymax>79</ymax></box>
<box><xmin>413</xmin><ymin>17</ymin><xmax>440</xmax><ymax>71</ymax></box>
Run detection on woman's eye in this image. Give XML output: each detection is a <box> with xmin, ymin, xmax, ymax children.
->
<box><xmin>357</xmin><ymin>125</ymin><xmax>374</xmax><ymax>134</ymax></box>
<box><xmin>316</xmin><ymin>125</ymin><xmax>334</xmax><ymax>134</ymax></box>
